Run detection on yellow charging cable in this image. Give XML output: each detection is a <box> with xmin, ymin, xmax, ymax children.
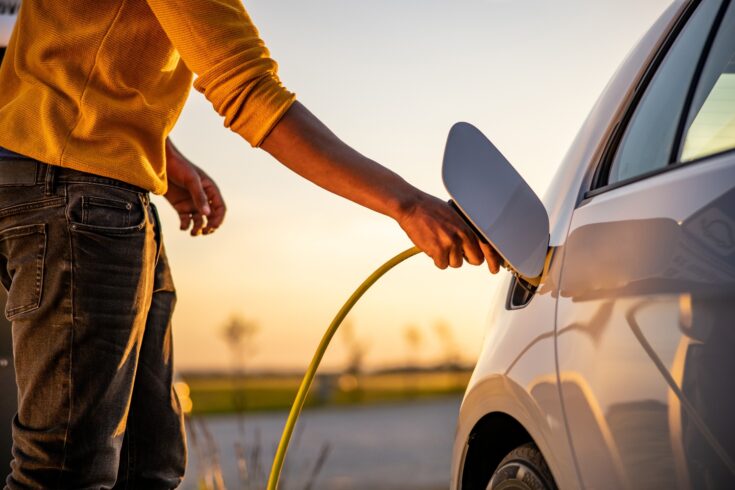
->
<box><xmin>267</xmin><ymin>246</ymin><xmax>421</xmax><ymax>490</ymax></box>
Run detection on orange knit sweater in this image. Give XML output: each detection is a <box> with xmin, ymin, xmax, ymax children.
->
<box><xmin>0</xmin><ymin>0</ymin><xmax>295</xmax><ymax>194</ymax></box>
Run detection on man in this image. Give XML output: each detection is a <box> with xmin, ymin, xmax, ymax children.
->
<box><xmin>0</xmin><ymin>0</ymin><xmax>499</xmax><ymax>487</ymax></box>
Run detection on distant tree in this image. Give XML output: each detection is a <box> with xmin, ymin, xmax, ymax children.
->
<box><xmin>403</xmin><ymin>324</ymin><xmax>423</xmax><ymax>369</ymax></box>
<box><xmin>221</xmin><ymin>314</ymin><xmax>259</xmax><ymax>475</ymax></box>
<box><xmin>340</xmin><ymin>320</ymin><xmax>369</xmax><ymax>376</ymax></box>
<box><xmin>221</xmin><ymin>314</ymin><xmax>259</xmax><ymax>374</ymax></box>
<box><xmin>433</xmin><ymin>319</ymin><xmax>461</xmax><ymax>369</ymax></box>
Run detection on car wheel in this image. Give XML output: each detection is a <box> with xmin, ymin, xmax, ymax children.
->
<box><xmin>486</xmin><ymin>443</ymin><xmax>557</xmax><ymax>490</ymax></box>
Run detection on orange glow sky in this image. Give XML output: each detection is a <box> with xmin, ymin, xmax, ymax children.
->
<box><xmin>155</xmin><ymin>0</ymin><xmax>672</xmax><ymax>372</ymax></box>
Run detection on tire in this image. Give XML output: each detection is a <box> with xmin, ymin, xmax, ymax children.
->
<box><xmin>486</xmin><ymin>443</ymin><xmax>557</xmax><ymax>490</ymax></box>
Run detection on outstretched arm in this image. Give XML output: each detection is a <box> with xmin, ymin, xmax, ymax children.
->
<box><xmin>147</xmin><ymin>0</ymin><xmax>498</xmax><ymax>270</ymax></box>
<box><xmin>261</xmin><ymin>102</ymin><xmax>499</xmax><ymax>272</ymax></box>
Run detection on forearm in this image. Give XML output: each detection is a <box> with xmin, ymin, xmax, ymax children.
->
<box><xmin>261</xmin><ymin>101</ymin><xmax>424</xmax><ymax>221</ymax></box>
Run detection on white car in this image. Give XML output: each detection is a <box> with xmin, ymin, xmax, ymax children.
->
<box><xmin>447</xmin><ymin>0</ymin><xmax>735</xmax><ymax>488</ymax></box>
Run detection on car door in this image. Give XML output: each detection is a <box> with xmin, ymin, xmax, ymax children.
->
<box><xmin>555</xmin><ymin>0</ymin><xmax>735</xmax><ymax>488</ymax></box>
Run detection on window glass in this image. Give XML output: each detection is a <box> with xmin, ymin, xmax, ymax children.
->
<box><xmin>681</xmin><ymin>3</ymin><xmax>735</xmax><ymax>162</ymax></box>
<box><xmin>607</xmin><ymin>0</ymin><xmax>721</xmax><ymax>186</ymax></box>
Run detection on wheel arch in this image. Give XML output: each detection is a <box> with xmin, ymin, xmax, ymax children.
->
<box><xmin>460</xmin><ymin>411</ymin><xmax>535</xmax><ymax>490</ymax></box>
<box><xmin>452</xmin><ymin>373</ymin><xmax>575</xmax><ymax>489</ymax></box>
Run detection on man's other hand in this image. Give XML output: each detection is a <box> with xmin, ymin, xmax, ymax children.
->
<box><xmin>164</xmin><ymin>139</ymin><xmax>226</xmax><ymax>236</ymax></box>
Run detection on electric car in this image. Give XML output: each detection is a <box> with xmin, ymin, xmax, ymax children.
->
<box><xmin>449</xmin><ymin>0</ymin><xmax>735</xmax><ymax>488</ymax></box>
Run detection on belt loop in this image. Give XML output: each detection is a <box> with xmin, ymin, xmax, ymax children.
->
<box><xmin>44</xmin><ymin>164</ymin><xmax>56</xmax><ymax>196</ymax></box>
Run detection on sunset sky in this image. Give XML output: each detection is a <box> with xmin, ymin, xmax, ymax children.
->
<box><xmin>157</xmin><ymin>0</ymin><xmax>672</xmax><ymax>372</ymax></box>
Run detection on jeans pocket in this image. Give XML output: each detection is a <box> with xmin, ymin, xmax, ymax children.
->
<box><xmin>82</xmin><ymin>196</ymin><xmax>133</xmax><ymax>228</ymax></box>
<box><xmin>66</xmin><ymin>184</ymin><xmax>147</xmax><ymax>235</ymax></box>
<box><xmin>0</xmin><ymin>223</ymin><xmax>46</xmax><ymax>319</ymax></box>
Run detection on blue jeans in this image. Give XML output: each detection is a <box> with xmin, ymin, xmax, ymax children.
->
<box><xmin>0</xmin><ymin>157</ymin><xmax>186</xmax><ymax>488</ymax></box>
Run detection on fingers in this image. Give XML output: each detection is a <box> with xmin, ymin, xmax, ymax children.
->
<box><xmin>480</xmin><ymin>241</ymin><xmax>501</xmax><ymax>274</ymax></box>
<box><xmin>190</xmin><ymin>213</ymin><xmax>206</xmax><ymax>236</ymax></box>
<box><xmin>429</xmin><ymin>231</ymin><xmax>476</xmax><ymax>269</ymax></box>
<box><xmin>448</xmin><ymin>235</ymin><xmax>464</xmax><ymax>268</ymax></box>
<box><xmin>168</xmin><ymin>149</ymin><xmax>211</xmax><ymax>218</ymax></box>
<box><xmin>201</xmin><ymin>178</ymin><xmax>226</xmax><ymax>234</ymax></box>
<box><xmin>178</xmin><ymin>212</ymin><xmax>210</xmax><ymax>236</ymax></box>
<box><xmin>433</xmin><ymin>216</ymin><xmax>489</xmax><ymax>270</ymax></box>
<box><xmin>433</xmin><ymin>256</ymin><xmax>448</xmax><ymax>269</ymax></box>
<box><xmin>183</xmin><ymin>172</ymin><xmax>211</xmax><ymax>217</ymax></box>
<box><xmin>399</xmin><ymin>195</ymin><xmax>503</xmax><ymax>273</ymax></box>
<box><xmin>179</xmin><ymin>211</ymin><xmax>192</xmax><ymax>231</ymax></box>
<box><xmin>165</xmin><ymin>143</ymin><xmax>224</xmax><ymax>236</ymax></box>
<box><xmin>460</xmin><ymin>231</ymin><xmax>484</xmax><ymax>266</ymax></box>
<box><xmin>438</xmin><ymin>234</ymin><xmax>493</xmax><ymax>271</ymax></box>
<box><xmin>168</xmin><ymin>173</ymin><xmax>226</xmax><ymax>236</ymax></box>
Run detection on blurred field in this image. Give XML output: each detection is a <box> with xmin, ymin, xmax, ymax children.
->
<box><xmin>181</xmin><ymin>370</ymin><xmax>471</xmax><ymax>415</ymax></box>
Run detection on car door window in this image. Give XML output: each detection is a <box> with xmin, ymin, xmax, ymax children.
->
<box><xmin>680</xmin><ymin>2</ymin><xmax>735</xmax><ymax>162</ymax></box>
<box><xmin>606</xmin><ymin>0</ymin><xmax>722</xmax><ymax>186</ymax></box>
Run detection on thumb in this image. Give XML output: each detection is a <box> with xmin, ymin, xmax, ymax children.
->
<box><xmin>184</xmin><ymin>171</ymin><xmax>211</xmax><ymax>216</ymax></box>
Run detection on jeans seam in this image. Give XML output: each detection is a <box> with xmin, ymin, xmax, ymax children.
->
<box><xmin>0</xmin><ymin>197</ymin><xmax>66</xmax><ymax>220</ymax></box>
<box><xmin>59</xmin><ymin>178</ymin><xmax>145</xmax><ymax>194</ymax></box>
<box><xmin>57</xmin><ymin>202</ymin><xmax>75</xmax><ymax>489</ymax></box>
<box><xmin>35</xmin><ymin>230</ymin><xmax>45</xmax><ymax>314</ymax></box>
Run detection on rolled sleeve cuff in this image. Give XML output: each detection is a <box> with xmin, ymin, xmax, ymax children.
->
<box><xmin>231</xmin><ymin>76</ymin><xmax>295</xmax><ymax>147</ymax></box>
<box><xmin>193</xmin><ymin>50</ymin><xmax>296</xmax><ymax>148</ymax></box>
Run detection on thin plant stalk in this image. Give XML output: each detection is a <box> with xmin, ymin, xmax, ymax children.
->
<box><xmin>303</xmin><ymin>442</ymin><xmax>331</xmax><ymax>490</ymax></box>
<box><xmin>200</xmin><ymin>418</ymin><xmax>227</xmax><ymax>490</ymax></box>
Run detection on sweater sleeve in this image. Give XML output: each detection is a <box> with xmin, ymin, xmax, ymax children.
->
<box><xmin>145</xmin><ymin>0</ymin><xmax>295</xmax><ymax>147</ymax></box>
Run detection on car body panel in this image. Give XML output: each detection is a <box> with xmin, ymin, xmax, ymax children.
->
<box><xmin>452</xmin><ymin>248</ymin><xmax>579</xmax><ymax>489</ymax></box>
<box><xmin>557</xmin><ymin>147</ymin><xmax>735</xmax><ymax>489</ymax></box>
